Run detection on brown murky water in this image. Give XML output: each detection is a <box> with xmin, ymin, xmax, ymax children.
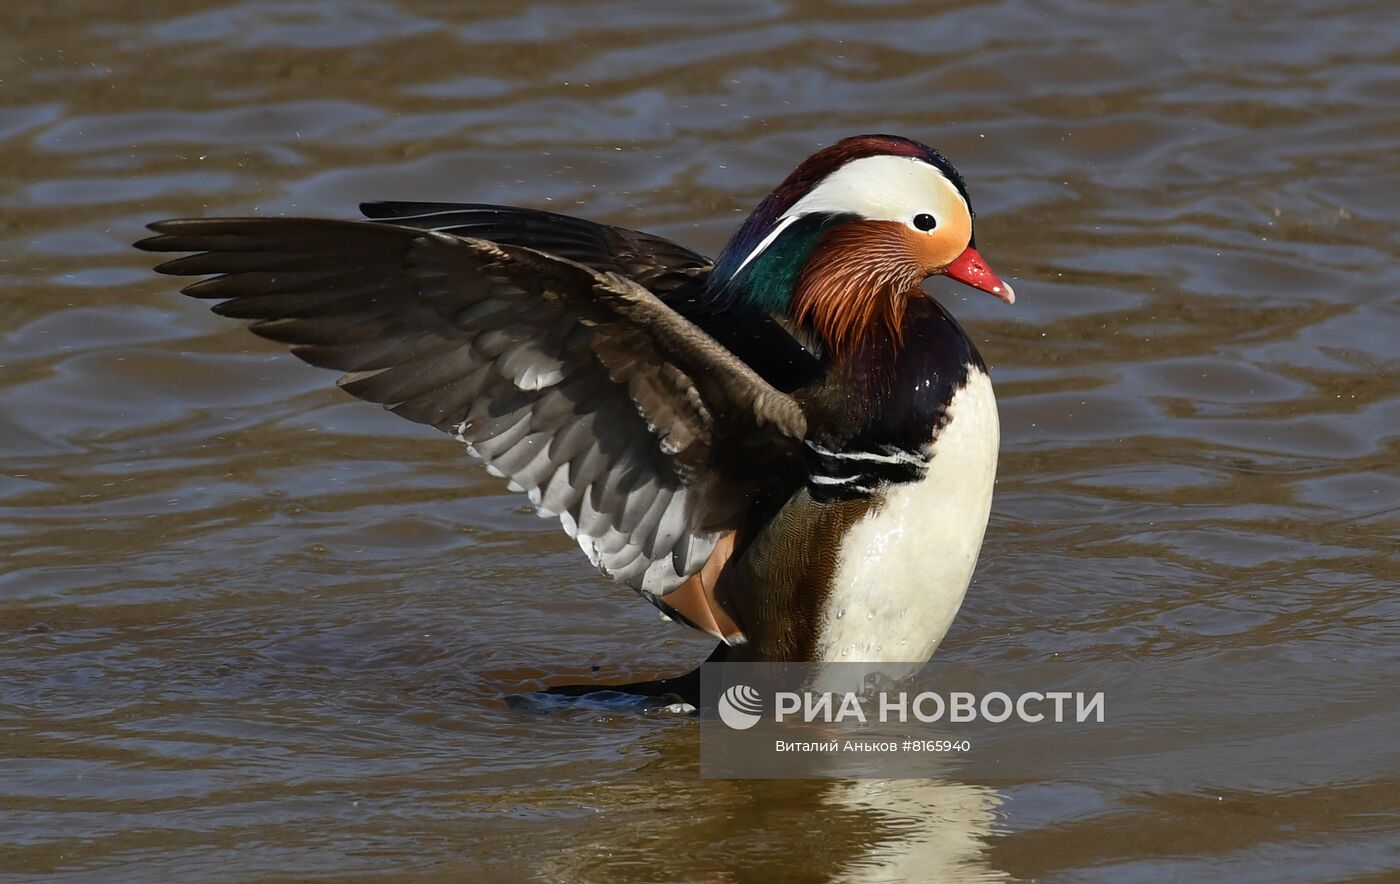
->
<box><xmin>2</xmin><ymin>0</ymin><xmax>1397</xmax><ymax>879</ymax></box>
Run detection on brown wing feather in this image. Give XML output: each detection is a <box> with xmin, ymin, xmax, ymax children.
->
<box><xmin>358</xmin><ymin>201</ymin><xmax>711</xmax><ymax>298</ymax></box>
<box><xmin>137</xmin><ymin>217</ymin><xmax>807</xmax><ymax>600</ymax></box>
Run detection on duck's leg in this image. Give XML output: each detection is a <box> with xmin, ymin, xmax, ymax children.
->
<box><xmin>538</xmin><ymin>643</ymin><xmax>730</xmax><ymax>708</ymax></box>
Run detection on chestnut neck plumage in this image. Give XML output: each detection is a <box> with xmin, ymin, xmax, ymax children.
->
<box><xmin>706</xmin><ymin>214</ymin><xmax>922</xmax><ymax>367</ymax></box>
<box><xmin>791</xmin><ymin>221</ymin><xmax>926</xmax><ymax>362</ymax></box>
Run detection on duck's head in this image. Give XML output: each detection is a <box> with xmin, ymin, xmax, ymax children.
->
<box><xmin>711</xmin><ymin>134</ymin><xmax>1012</xmax><ymax>360</ymax></box>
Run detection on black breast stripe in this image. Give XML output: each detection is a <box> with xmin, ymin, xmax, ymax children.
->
<box><xmin>805</xmin><ymin>439</ymin><xmax>929</xmax><ymax>501</ymax></box>
<box><xmin>801</xmin><ymin>298</ymin><xmax>984</xmax><ymax>503</ymax></box>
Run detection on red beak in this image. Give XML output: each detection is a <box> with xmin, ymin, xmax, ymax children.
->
<box><xmin>943</xmin><ymin>247</ymin><xmax>1015</xmax><ymax>304</ymax></box>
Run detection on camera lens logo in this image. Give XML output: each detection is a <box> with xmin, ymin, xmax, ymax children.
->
<box><xmin>717</xmin><ymin>684</ymin><xmax>764</xmax><ymax>730</ymax></box>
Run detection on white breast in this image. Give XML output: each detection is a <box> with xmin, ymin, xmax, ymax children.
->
<box><xmin>813</xmin><ymin>369</ymin><xmax>999</xmax><ymax>663</ymax></box>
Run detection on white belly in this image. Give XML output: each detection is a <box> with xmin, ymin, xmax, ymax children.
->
<box><xmin>813</xmin><ymin>370</ymin><xmax>999</xmax><ymax>663</ymax></box>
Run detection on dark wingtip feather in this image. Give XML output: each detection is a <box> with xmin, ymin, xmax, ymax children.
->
<box><xmin>138</xmin><ymin>218</ymin><xmax>225</xmax><ymax>241</ymax></box>
<box><xmin>134</xmin><ymin>234</ymin><xmax>167</xmax><ymax>253</ymax></box>
<box><xmin>143</xmin><ymin>218</ymin><xmax>184</xmax><ymax>236</ymax></box>
<box><xmin>135</xmin><ymin>218</ymin><xmax>252</xmax><ymax>256</ymax></box>
<box><xmin>152</xmin><ymin>256</ymin><xmax>195</xmax><ymax>276</ymax></box>
<box><xmin>360</xmin><ymin>201</ymin><xmax>444</xmax><ymax>219</ymax></box>
<box><xmin>134</xmin><ymin>219</ymin><xmax>193</xmax><ymax>253</ymax></box>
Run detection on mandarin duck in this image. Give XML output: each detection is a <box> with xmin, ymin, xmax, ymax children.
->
<box><xmin>138</xmin><ymin>134</ymin><xmax>1014</xmax><ymax>700</ymax></box>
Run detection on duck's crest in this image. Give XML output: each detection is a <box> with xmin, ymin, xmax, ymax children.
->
<box><xmin>710</xmin><ymin>134</ymin><xmax>969</xmax><ymax>285</ymax></box>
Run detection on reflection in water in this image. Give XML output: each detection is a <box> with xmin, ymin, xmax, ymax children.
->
<box><xmin>829</xmin><ymin>779</ymin><xmax>1007</xmax><ymax>883</ymax></box>
<box><xmin>2</xmin><ymin>0</ymin><xmax>1397</xmax><ymax>879</ymax></box>
<box><xmin>530</xmin><ymin>724</ymin><xmax>1007</xmax><ymax>883</ymax></box>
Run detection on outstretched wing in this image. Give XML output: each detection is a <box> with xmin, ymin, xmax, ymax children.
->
<box><xmin>362</xmin><ymin>202</ymin><xmax>826</xmax><ymax>396</ymax></box>
<box><xmin>137</xmin><ymin>218</ymin><xmax>807</xmax><ymax>598</ymax></box>
<box><xmin>359</xmin><ymin>201</ymin><xmax>710</xmax><ymax>298</ymax></box>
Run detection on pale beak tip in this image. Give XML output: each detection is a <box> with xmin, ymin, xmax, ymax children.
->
<box><xmin>996</xmin><ymin>281</ymin><xmax>1015</xmax><ymax>305</ymax></box>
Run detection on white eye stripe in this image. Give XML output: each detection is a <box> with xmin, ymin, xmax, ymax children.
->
<box><xmin>787</xmin><ymin>155</ymin><xmax>968</xmax><ymax>221</ymax></box>
<box><xmin>732</xmin><ymin>155</ymin><xmax>968</xmax><ymax>275</ymax></box>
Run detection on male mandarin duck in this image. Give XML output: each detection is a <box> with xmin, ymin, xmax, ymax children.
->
<box><xmin>138</xmin><ymin>134</ymin><xmax>1014</xmax><ymax>697</ymax></box>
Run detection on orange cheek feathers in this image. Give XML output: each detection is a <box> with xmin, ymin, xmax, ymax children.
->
<box><xmin>792</xmin><ymin>221</ymin><xmax>926</xmax><ymax>361</ymax></box>
<box><xmin>907</xmin><ymin>209</ymin><xmax>973</xmax><ymax>273</ymax></box>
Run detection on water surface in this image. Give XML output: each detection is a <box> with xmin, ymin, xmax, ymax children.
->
<box><xmin>2</xmin><ymin>0</ymin><xmax>1397</xmax><ymax>880</ymax></box>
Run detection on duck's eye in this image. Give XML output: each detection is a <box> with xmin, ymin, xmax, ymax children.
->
<box><xmin>912</xmin><ymin>213</ymin><xmax>938</xmax><ymax>232</ymax></box>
